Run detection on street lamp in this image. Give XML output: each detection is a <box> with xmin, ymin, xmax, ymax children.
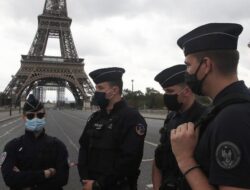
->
<box><xmin>131</xmin><ymin>79</ymin><xmax>134</xmax><ymax>92</ymax></box>
<box><xmin>8</xmin><ymin>75</ymin><xmax>17</xmax><ymax>116</ymax></box>
<box><xmin>8</xmin><ymin>90</ymin><xmax>12</xmax><ymax>116</ymax></box>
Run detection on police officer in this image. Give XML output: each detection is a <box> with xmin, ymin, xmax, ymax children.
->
<box><xmin>152</xmin><ymin>65</ymin><xmax>206</xmax><ymax>190</ymax></box>
<box><xmin>78</xmin><ymin>67</ymin><xmax>147</xmax><ymax>190</ymax></box>
<box><xmin>1</xmin><ymin>94</ymin><xmax>69</xmax><ymax>190</ymax></box>
<box><xmin>171</xmin><ymin>23</ymin><xmax>250</xmax><ymax>189</ymax></box>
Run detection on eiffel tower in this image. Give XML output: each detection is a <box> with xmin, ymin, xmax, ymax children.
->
<box><xmin>4</xmin><ymin>0</ymin><xmax>95</xmax><ymax>109</ymax></box>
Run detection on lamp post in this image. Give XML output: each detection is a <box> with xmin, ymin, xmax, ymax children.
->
<box><xmin>9</xmin><ymin>75</ymin><xmax>17</xmax><ymax>116</ymax></box>
<box><xmin>131</xmin><ymin>79</ymin><xmax>134</xmax><ymax>92</ymax></box>
<box><xmin>9</xmin><ymin>90</ymin><xmax>12</xmax><ymax>116</ymax></box>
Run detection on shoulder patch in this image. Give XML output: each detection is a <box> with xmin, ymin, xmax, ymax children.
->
<box><xmin>0</xmin><ymin>152</ymin><xmax>7</xmax><ymax>167</ymax></box>
<box><xmin>135</xmin><ymin>123</ymin><xmax>146</xmax><ymax>136</ymax></box>
<box><xmin>215</xmin><ymin>141</ymin><xmax>241</xmax><ymax>169</ymax></box>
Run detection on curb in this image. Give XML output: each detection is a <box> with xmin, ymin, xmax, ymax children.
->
<box><xmin>141</xmin><ymin>113</ymin><xmax>166</xmax><ymax>120</ymax></box>
<box><xmin>0</xmin><ymin>115</ymin><xmax>21</xmax><ymax>123</ymax></box>
<box><xmin>143</xmin><ymin>116</ymin><xmax>165</xmax><ymax>120</ymax></box>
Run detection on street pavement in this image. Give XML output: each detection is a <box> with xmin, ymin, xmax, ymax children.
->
<box><xmin>0</xmin><ymin>110</ymin><xmax>21</xmax><ymax>122</ymax></box>
<box><xmin>0</xmin><ymin>109</ymin><xmax>165</xmax><ymax>190</ymax></box>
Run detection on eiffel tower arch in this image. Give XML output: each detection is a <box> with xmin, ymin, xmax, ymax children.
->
<box><xmin>4</xmin><ymin>0</ymin><xmax>95</xmax><ymax>109</ymax></box>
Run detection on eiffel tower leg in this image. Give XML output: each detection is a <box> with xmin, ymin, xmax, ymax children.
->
<box><xmin>60</xmin><ymin>30</ymin><xmax>78</xmax><ymax>59</ymax></box>
<box><xmin>28</xmin><ymin>28</ymin><xmax>49</xmax><ymax>56</ymax></box>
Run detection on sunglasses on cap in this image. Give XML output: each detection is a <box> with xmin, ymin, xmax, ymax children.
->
<box><xmin>25</xmin><ymin>112</ymin><xmax>45</xmax><ymax>120</ymax></box>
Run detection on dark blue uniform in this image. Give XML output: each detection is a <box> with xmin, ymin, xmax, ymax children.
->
<box><xmin>195</xmin><ymin>81</ymin><xmax>250</xmax><ymax>188</ymax></box>
<box><xmin>1</xmin><ymin>130</ymin><xmax>69</xmax><ymax>190</ymax></box>
<box><xmin>155</xmin><ymin>101</ymin><xmax>206</xmax><ymax>190</ymax></box>
<box><xmin>78</xmin><ymin>99</ymin><xmax>147</xmax><ymax>190</ymax></box>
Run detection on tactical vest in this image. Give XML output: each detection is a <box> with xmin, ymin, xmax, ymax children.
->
<box><xmin>87</xmin><ymin>112</ymin><xmax>121</xmax><ymax>177</ymax></box>
<box><xmin>156</xmin><ymin>102</ymin><xmax>205</xmax><ymax>190</ymax></box>
<box><xmin>157</xmin><ymin>113</ymin><xmax>191</xmax><ymax>190</ymax></box>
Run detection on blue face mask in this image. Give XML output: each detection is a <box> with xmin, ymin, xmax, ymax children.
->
<box><xmin>25</xmin><ymin>118</ymin><xmax>46</xmax><ymax>132</ymax></box>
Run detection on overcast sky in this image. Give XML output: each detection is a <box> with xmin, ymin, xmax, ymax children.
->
<box><xmin>0</xmin><ymin>0</ymin><xmax>250</xmax><ymax>101</ymax></box>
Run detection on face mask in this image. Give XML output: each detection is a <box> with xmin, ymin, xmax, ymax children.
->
<box><xmin>185</xmin><ymin>59</ymin><xmax>208</xmax><ymax>96</ymax></box>
<box><xmin>163</xmin><ymin>88</ymin><xmax>185</xmax><ymax>111</ymax></box>
<box><xmin>163</xmin><ymin>94</ymin><xmax>182</xmax><ymax>111</ymax></box>
<box><xmin>25</xmin><ymin>118</ymin><xmax>46</xmax><ymax>132</ymax></box>
<box><xmin>92</xmin><ymin>91</ymin><xmax>109</xmax><ymax>109</ymax></box>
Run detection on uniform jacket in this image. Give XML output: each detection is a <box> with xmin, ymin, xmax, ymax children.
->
<box><xmin>1</xmin><ymin>130</ymin><xmax>69</xmax><ymax>190</ymax></box>
<box><xmin>78</xmin><ymin>99</ymin><xmax>147</xmax><ymax>190</ymax></box>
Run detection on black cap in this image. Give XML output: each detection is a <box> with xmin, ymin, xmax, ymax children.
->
<box><xmin>89</xmin><ymin>67</ymin><xmax>125</xmax><ymax>84</ymax></box>
<box><xmin>154</xmin><ymin>65</ymin><xmax>186</xmax><ymax>88</ymax></box>
<box><xmin>177</xmin><ymin>23</ymin><xmax>243</xmax><ymax>56</ymax></box>
<box><xmin>23</xmin><ymin>94</ymin><xmax>44</xmax><ymax>113</ymax></box>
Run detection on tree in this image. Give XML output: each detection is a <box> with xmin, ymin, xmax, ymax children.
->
<box><xmin>123</xmin><ymin>88</ymin><xmax>164</xmax><ymax>109</ymax></box>
<box><xmin>123</xmin><ymin>89</ymin><xmax>145</xmax><ymax>109</ymax></box>
<box><xmin>144</xmin><ymin>88</ymin><xmax>164</xmax><ymax>109</ymax></box>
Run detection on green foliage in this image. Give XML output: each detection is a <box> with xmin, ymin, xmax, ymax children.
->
<box><xmin>196</xmin><ymin>95</ymin><xmax>212</xmax><ymax>106</ymax></box>
<box><xmin>123</xmin><ymin>88</ymin><xmax>164</xmax><ymax>109</ymax></box>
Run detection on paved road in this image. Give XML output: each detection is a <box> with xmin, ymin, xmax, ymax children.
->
<box><xmin>0</xmin><ymin>110</ymin><xmax>164</xmax><ymax>190</ymax></box>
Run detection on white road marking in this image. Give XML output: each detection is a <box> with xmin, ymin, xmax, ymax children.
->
<box><xmin>0</xmin><ymin>119</ymin><xmax>20</xmax><ymax>129</ymax></box>
<box><xmin>0</xmin><ymin>125</ymin><xmax>21</xmax><ymax>138</ymax></box>
<box><xmin>142</xmin><ymin>158</ymin><xmax>153</xmax><ymax>162</ymax></box>
<box><xmin>58</xmin><ymin>110</ymin><xmax>87</xmax><ymax>121</ymax></box>
<box><xmin>146</xmin><ymin>184</ymin><xmax>153</xmax><ymax>189</ymax></box>
<box><xmin>0</xmin><ymin>124</ymin><xmax>7</xmax><ymax>128</ymax></box>
<box><xmin>144</xmin><ymin>140</ymin><xmax>158</xmax><ymax>147</ymax></box>
<box><xmin>49</xmin><ymin>113</ymin><xmax>79</xmax><ymax>152</ymax></box>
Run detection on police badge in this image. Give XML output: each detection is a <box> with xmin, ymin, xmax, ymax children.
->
<box><xmin>216</xmin><ymin>141</ymin><xmax>241</xmax><ymax>169</ymax></box>
<box><xmin>135</xmin><ymin>123</ymin><xmax>146</xmax><ymax>136</ymax></box>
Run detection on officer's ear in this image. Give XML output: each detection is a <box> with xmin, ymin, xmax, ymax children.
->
<box><xmin>183</xmin><ymin>86</ymin><xmax>192</xmax><ymax>96</ymax></box>
<box><xmin>202</xmin><ymin>57</ymin><xmax>213</xmax><ymax>75</ymax></box>
<box><xmin>111</xmin><ymin>85</ymin><xmax>120</xmax><ymax>95</ymax></box>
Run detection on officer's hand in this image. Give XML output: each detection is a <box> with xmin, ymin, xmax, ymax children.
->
<box><xmin>13</xmin><ymin>166</ymin><xmax>20</xmax><ymax>172</ymax></box>
<box><xmin>44</xmin><ymin>168</ymin><xmax>56</xmax><ymax>178</ymax></box>
<box><xmin>82</xmin><ymin>180</ymin><xmax>94</xmax><ymax>190</ymax></box>
<box><xmin>170</xmin><ymin>122</ymin><xmax>199</xmax><ymax>168</ymax></box>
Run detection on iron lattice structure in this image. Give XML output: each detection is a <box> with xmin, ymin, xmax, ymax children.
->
<box><xmin>4</xmin><ymin>0</ymin><xmax>95</xmax><ymax>108</ymax></box>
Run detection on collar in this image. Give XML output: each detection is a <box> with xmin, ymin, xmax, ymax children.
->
<box><xmin>111</xmin><ymin>99</ymin><xmax>127</xmax><ymax>113</ymax></box>
<box><xmin>213</xmin><ymin>81</ymin><xmax>250</xmax><ymax>105</ymax></box>
<box><xmin>171</xmin><ymin>101</ymin><xmax>200</xmax><ymax>120</ymax></box>
<box><xmin>25</xmin><ymin>129</ymin><xmax>45</xmax><ymax>140</ymax></box>
<box><xmin>101</xmin><ymin>99</ymin><xmax>127</xmax><ymax>116</ymax></box>
<box><xmin>180</xmin><ymin>101</ymin><xmax>200</xmax><ymax>118</ymax></box>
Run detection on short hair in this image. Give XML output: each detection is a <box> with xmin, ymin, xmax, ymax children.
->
<box><xmin>193</xmin><ymin>50</ymin><xmax>239</xmax><ymax>75</ymax></box>
<box><xmin>23</xmin><ymin>107</ymin><xmax>45</xmax><ymax>115</ymax></box>
<box><xmin>108</xmin><ymin>80</ymin><xmax>123</xmax><ymax>94</ymax></box>
<box><xmin>177</xmin><ymin>82</ymin><xmax>186</xmax><ymax>88</ymax></box>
